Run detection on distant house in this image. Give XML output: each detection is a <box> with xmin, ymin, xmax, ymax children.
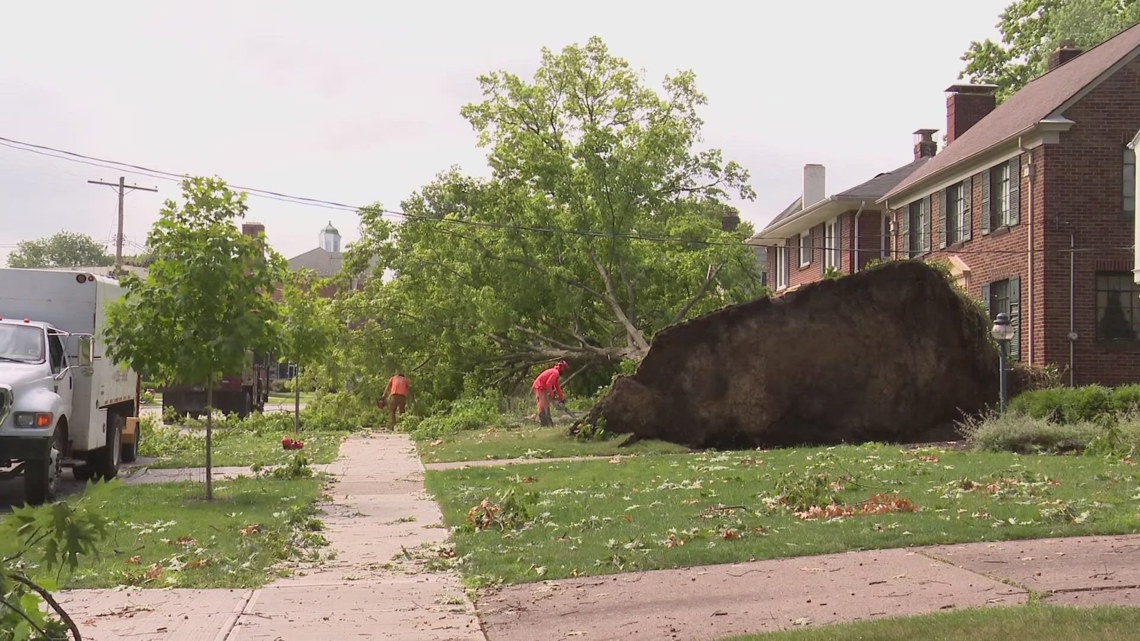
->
<box><xmin>287</xmin><ymin>221</ymin><xmax>344</xmax><ymax>279</ymax></box>
<box><xmin>879</xmin><ymin>23</ymin><xmax>1140</xmax><ymax>386</ymax></box>
<box><xmin>748</xmin><ymin>135</ymin><xmax>934</xmax><ymax>293</ymax></box>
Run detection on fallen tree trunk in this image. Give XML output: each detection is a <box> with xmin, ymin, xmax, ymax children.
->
<box><xmin>578</xmin><ymin>260</ymin><xmax>1000</xmax><ymax>449</ymax></box>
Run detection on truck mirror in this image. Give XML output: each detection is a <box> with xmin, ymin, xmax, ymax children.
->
<box><xmin>78</xmin><ymin>336</ymin><xmax>94</xmax><ymax>366</ymax></box>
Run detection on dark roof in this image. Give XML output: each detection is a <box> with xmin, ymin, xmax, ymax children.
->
<box><xmin>757</xmin><ymin>158</ymin><xmax>927</xmax><ymax>235</ymax></box>
<box><xmin>885</xmin><ymin>21</ymin><xmax>1140</xmax><ymax>200</ymax></box>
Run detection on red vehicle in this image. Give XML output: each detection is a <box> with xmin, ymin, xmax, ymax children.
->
<box><xmin>161</xmin><ymin>352</ymin><xmax>271</xmax><ymax>421</ymax></box>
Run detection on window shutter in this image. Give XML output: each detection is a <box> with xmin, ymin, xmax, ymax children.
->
<box><xmin>1009</xmin><ymin>276</ymin><xmax>1021</xmax><ymax>361</ymax></box>
<box><xmin>981</xmin><ymin>282</ymin><xmax>991</xmax><ymax>317</ymax></box>
<box><xmin>981</xmin><ymin>169</ymin><xmax>991</xmax><ymax>235</ymax></box>
<box><xmin>939</xmin><ymin>189</ymin><xmax>949</xmax><ymax>249</ymax></box>
<box><xmin>921</xmin><ymin>196</ymin><xmax>932</xmax><ymax>253</ymax></box>
<box><xmin>1009</xmin><ymin>156</ymin><xmax>1021</xmax><ymax>227</ymax></box>
<box><xmin>963</xmin><ymin>176</ymin><xmax>973</xmax><ymax>241</ymax></box>
<box><xmin>899</xmin><ymin>208</ymin><xmax>910</xmax><ymax>258</ymax></box>
<box><xmin>837</xmin><ymin>219</ymin><xmax>843</xmax><ymax>272</ymax></box>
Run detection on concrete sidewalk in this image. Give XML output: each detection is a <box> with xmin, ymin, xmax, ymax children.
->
<box><xmin>53</xmin><ymin>434</ymin><xmax>1140</xmax><ymax>641</ymax></box>
<box><xmin>57</xmin><ymin>432</ymin><xmax>483</xmax><ymax>641</ymax></box>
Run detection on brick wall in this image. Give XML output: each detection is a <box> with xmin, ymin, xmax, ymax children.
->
<box><xmin>888</xmin><ymin>58</ymin><xmax>1140</xmax><ymax>386</ymax></box>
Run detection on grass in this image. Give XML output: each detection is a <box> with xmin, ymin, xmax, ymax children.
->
<box><xmin>268</xmin><ymin>390</ymin><xmax>317</xmax><ymax>404</ymax></box>
<box><xmin>140</xmin><ymin>421</ymin><xmax>349</xmax><ymax>469</ymax></box>
<box><xmin>425</xmin><ymin>442</ymin><xmax>1140</xmax><ymax>587</ymax></box>
<box><xmin>0</xmin><ymin>476</ymin><xmax>327</xmax><ymax>589</ymax></box>
<box><xmin>725</xmin><ymin>605</ymin><xmax>1140</xmax><ymax>641</ymax></box>
<box><xmin>417</xmin><ymin>425</ymin><xmax>689</xmax><ymax>463</ymax></box>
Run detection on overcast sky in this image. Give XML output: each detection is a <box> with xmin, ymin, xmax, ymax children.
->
<box><xmin>0</xmin><ymin>1</ymin><xmax>1005</xmax><ymax>265</ymax></box>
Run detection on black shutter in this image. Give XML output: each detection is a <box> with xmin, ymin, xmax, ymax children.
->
<box><xmin>1009</xmin><ymin>277</ymin><xmax>1021</xmax><ymax>361</ymax></box>
<box><xmin>921</xmin><ymin>196</ymin><xmax>932</xmax><ymax>253</ymax></box>
<box><xmin>981</xmin><ymin>169</ymin><xmax>991</xmax><ymax>235</ymax></box>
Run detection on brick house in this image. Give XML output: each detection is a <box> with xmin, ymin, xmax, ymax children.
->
<box><xmin>879</xmin><ymin>23</ymin><xmax>1140</xmax><ymax>386</ymax></box>
<box><xmin>748</xmin><ymin>135</ymin><xmax>935</xmax><ymax>292</ymax></box>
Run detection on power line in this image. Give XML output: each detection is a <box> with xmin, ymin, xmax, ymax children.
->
<box><xmin>0</xmin><ymin>135</ymin><xmax>1130</xmax><ymax>258</ymax></box>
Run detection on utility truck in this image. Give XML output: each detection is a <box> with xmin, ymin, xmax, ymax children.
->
<box><xmin>0</xmin><ymin>268</ymin><xmax>140</xmax><ymax>504</ymax></box>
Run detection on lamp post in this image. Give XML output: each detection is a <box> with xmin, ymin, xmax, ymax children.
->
<box><xmin>991</xmin><ymin>312</ymin><xmax>1015</xmax><ymax>412</ymax></box>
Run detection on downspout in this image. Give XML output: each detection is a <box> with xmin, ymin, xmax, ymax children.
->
<box><xmin>851</xmin><ymin>200</ymin><xmax>866</xmax><ymax>272</ymax></box>
<box><xmin>1022</xmin><ymin>143</ymin><xmax>1036</xmax><ymax>365</ymax></box>
<box><xmin>1069</xmin><ymin>232</ymin><xmax>1076</xmax><ymax>387</ymax></box>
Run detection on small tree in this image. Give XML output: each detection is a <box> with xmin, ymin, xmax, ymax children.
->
<box><xmin>278</xmin><ymin>269</ymin><xmax>334</xmax><ymax>432</ymax></box>
<box><xmin>7</xmin><ymin>231</ymin><xmax>113</xmax><ymax>268</ymax></box>
<box><xmin>104</xmin><ymin>177</ymin><xmax>284</xmax><ymax>499</ymax></box>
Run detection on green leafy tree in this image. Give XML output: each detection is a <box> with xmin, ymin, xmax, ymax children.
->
<box><xmin>277</xmin><ymin>268</ymin><xmax>335</xmax><ymax>432</ymax></box>
<box><xmin>341</xmin><ymin>37</ymin><xmax>763</xmax><ymax>401</ymax></box>
<box><xmin>7</xmin><ymin>231</ymin><xmax>113</xmax><ymax>268</ymax></box>
<box><xmin>103</xmin><ymin>177</ymin><xmax>285</xmax><ymax>499</ymax></box>
<box><xmin>2</xmin><ymin>483</ymin><xmax>113</xmax><ymax>641</ymax></box>
<box><xmin>960</xmin><ymin>0</ymin><xmax>1140</xmax><ymax>101</ymax></box>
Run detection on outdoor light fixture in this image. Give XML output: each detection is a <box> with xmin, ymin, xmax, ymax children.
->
<box><xmin>991</xmin><ymin>312</ymin><xmax>1014</xmax><ymax>412</ymax></box>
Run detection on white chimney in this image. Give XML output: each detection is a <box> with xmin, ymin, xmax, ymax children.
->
<box><xmin>803</xmin><ymin>164</ymin><xmax>826</xmax><ymax>208</ymax></box>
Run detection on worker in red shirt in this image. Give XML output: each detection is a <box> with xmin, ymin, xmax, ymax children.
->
<box><xmin>382</xmin><ymin>370</ymin><xmax>414</xmax><ymax>429</ymax></box>
<box><xmin>531</xmin><ymin>361</ymin><xmax>568</xmax><ymax>426</ymax></box>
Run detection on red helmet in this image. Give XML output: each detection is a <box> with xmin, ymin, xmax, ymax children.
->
<box><xmin>556</xmin><ymin>360</ymin><xmax>569</xmax><ymax>372</ymax></box>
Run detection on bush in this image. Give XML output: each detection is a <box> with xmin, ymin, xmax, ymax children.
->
<box><xmin>1008</xmin><ymin>362</ymin><xmax>1063</xmax><ymax>396</ymax></box>
<box><xmin>1008</xmin><ymin>385</ymin><xmax>1115</xmax><ymax>424</ymax></box>
<box><xmin>1112</xmin><ymin>385</ymin><xmax>1140</xmax><ymax>414</ymax></box>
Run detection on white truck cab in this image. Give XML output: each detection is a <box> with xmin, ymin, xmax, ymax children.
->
<box><xmin>0</xmin><ymin>268</ymin><xmax>140</xmax><ymax>504</ymax></box>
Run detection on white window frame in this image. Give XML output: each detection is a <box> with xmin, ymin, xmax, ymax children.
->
<box><xmin>992</xmin><ymin>163</ymin><xmax>1012</xmax><ymax>227</ymax></box>
<box><xmin>776</xmin><ymin>245</ymin><xmax>789</xmax><ymax>290</ymax></box>
<box><xmin>799</xmin><ymin>232</ymin><xmax>812</xmax><ymax>268</ymax></box>
<box><xmin>824</xmin><ymin>219</ymin><xmax>840</xmax><ymax>270</ymax></box>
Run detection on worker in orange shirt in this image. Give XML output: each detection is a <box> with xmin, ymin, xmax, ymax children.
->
<box><xmin>531</xmin><ymin>361</ymin><xmax>569</xmax><ymax>427</ymax></box>
<box><xmin>382</xmin><ymin>370</ymin><xmax>414</xmax><ymax>429</ymax></box>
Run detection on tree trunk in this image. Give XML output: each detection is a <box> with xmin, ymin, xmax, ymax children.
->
<box><xmin>294</xmin><ymin>366</ymin><xmax>301</xmax><ymax>434</ymax></box>
<box><xmin>205</xmin><ymin>376</ymin><xmax>213</xmax><ymax>501</ymax></box>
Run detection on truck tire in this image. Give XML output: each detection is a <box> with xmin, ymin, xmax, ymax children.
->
<box><xmin>73</xmin><ymin>464</ymin><xmax>95</xmax><ymax>482</ymax></box>
<box><xmin>24</xmin><ymin>431</ymin><xmax>63</xmax><ymax>505</ymax></box>
<box><xmin>94</xmin><ymin>415</ymin><xmax>123</xmax><ymax>481</ymax></box>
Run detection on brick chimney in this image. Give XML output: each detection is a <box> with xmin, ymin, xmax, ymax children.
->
<box><xmin>1048</xmin><ymin>45</ymin><xmax>1083</xmax><ymax>70</ymax></box>
<box><xmin>913</xmin><ymin>128</ymin><xmax>938</xmax><ymax>160</ymax></box>
<box><xmin>945</xmin><ymin>84</ymin><xmax>997</xmax><ymax>145</ymax></box>
<box><xmin>242</xmin><ymin>222</ymin><xmax>266</xmax><ymax>239</ymax></box>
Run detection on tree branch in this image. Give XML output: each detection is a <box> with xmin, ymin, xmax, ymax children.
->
<box><xmin>670</xmin><ymin>262</ymin><xmax>724</xmax><ymax>326</ymax></box>
<box><xmin>589</xmin><ymin>252</ymin><xmax>650</xmax><ymax>355</ymax></box>
<box><xmin>9</xmin><ymin>573</ymin><xmax>83</xmax><ymax>641</ymax></box>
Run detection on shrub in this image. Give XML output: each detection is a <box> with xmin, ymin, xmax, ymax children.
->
<box><xmin>1008</xmin><ymin>385</ymin><xmax>1114</xmax><ymax>424</ymax></box>
<box><xmin>1112</xmin><ymin>385</ymin><xmax>1140</xmax><ymax>414</ymax></box>
<box><xmin>1008</xmin><ymin>362</ymin><xmax>1063</xmax><ymax>396</ymax></box>
<box><xmin>961</xmin><ymin>412</ymin><xmax>1102</xmax><ymax>454</ymax></box>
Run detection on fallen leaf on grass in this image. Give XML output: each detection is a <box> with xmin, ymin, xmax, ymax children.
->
<box><xmin>682</xmin><ymin>499</ymin><xmax>700</xmax><ymax>505</ymax></box>
<box><xmin>173</xmin><ymin>537</ymin><xmax>197</xmax><ymax>547</ymax></box>
<box><xmin>720</xmin><ymin>529</ymin><xmax>740</xmax><ymax>540</ymax></box>
<box><xmin>145</xmin><ymin>564</ymin><xmax>164</xmax><ymax>581</ymax></box>
<box><xmin>125</xmin><ymin>555</ymin><xmax>141</xmax><ymax>565</ymax></box>
<box><xmin>186</xmin><ymin>559</ymin><xmax>210</xmax><ymax>569</ymax></box>
<box><xmin>430</xmin><ymin>439</ymin><xmax>443</xmax><ymax>447</ymax></box>
<box><xmin>240</xmin><ymin>524</ymin><xmax>263</xmax><ymax>536</ymax></box>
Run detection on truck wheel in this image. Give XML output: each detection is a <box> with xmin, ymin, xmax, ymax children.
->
<box><xmin>24</xmin><ymin>432</ymin><xmax>63</xmax><ymax>505</ymax></box>
<box><xmin>73</xmin><ymin>464</ymin><xmax>95</xmax><ymax>483</ymax></box>
<box><xmin>95</xmin><ymin>415</ymin><xmax>123</xmax><ymax>481</ymax></box>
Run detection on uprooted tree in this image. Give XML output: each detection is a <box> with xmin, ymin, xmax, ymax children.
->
<box><xmin>342</xmin><ymin>36</ymin><xmax>764</xmax><ymax>400</ymax></box>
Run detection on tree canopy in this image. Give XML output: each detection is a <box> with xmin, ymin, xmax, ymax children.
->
<box><xmin>960</xmin><ymin>0</ymin><xmax>1140</xmax><ymax>100</ymax></box>
<box><xmin>7</xmin><ymin>231</ymin><xmax>113</xmax><ymax>268</ymax></box>
<box><xmin>340</xmin><ymin>37</ymin><xmax>763</xmax><ymax>402</ymax></box>
<box><xmin>103</xmin><ymin>176</ymin><xmax>285</xmax><ymax>498</ymax></box>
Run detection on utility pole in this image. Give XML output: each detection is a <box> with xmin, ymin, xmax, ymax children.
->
<box><xmin>88</xmin><ymin>176</ymin><xmax>158</xmax><ymax>277</ymax></box>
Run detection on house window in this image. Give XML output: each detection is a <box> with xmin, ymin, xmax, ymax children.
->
<box><xmin>982</xmin><ymin>277</ymin><xmax>1021</xmax><ymax>361</ymax></box>
<box><xmin>824</xmin><ymin>219</ymin><xmax>840</xmax><ymax>271</ymax></box>
<box><xmin>776</xmin><ymin>246</ymin><xmax>789</xmax><ymax>289</ymax></box>
<box><xmin>881</xmin><ymin>214</ymin><xmax>891</xmax><ymax>259</ymax></box>
<box><xmin>1096</xmin><ymin>271</ymin><xmax>1140</xmax><ymax>342</ymax></box>
<box><xmin>908</xmin><ymin>198</ymin><xmax>930</xmax><ymax>258</ymax></box>
<box><xmin>943</xmin><ymin>179</ymin><xmax>971</xmax><ymax>246</ymax></box>
<box><xmin>983</xmin><ymin>157</ymin><xmax>1019</xmax><ymax>232</ymax></box>
<box><xmin>1124</xmin><ymin>147</ymin><xmax>1136</xmax><ymax>219</ymax></box>
<box><xmin>799</xmin><ymin>232</ymin><xmax>812</xmax><ymax>267</ymax></box>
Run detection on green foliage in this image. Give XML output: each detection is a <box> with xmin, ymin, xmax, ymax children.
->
<box><xmin>277</xmin><ymin>269</ymin><xmax>336</xmax><ymax>430</ymax></box>
<box><xmin>574</xmin><ymin>416</ymin><xmax>613</xmax><ymax>442</ymax></box>
<box><xmin>406</xmin><ymin>396</ymin><xmax>504</xmax><ymax>439</ymax></box>
<box><xmin>959</xmin><ymin>0</ymin><xmax>1140</xmax><ymax>101</ymax></box>
<box><xmin>1</xmin><ymin>483</ymin><xmax>113</xmax><ymax>640</ymax></box>
<box><xmin>822</xmin><ymin>266</ymin><xmax>843</xmax><ymax>280</ymax></box>
<box><xmin>336</xmin><ymin>36</ymin><xmax>762</xmax><ymax>403</ymax></box>
<box><xmin>962</xmin><ymin>412</ymin><xmax>1105</xmax><ymax>453</ymax></box>
<box><xmin>6</xmin><ymin>230</ymin><xmax>113</xmax><ymax>268</ymax></box>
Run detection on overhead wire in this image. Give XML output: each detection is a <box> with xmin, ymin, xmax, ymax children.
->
<box><xmin>0</xmin><ymin>134</ymin><xmax>1122</xmax><ymax>257</ymax></box>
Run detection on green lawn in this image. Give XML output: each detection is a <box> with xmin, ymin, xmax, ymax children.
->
<box><xmin>726</xmin><ymin>605</ymin><xmax>1140</xmax><ymax>641</ymax></box>
<box><xmin>140</xmin><ymin>423</ymin><xmax>348</xmax><ymax>469</ymax></box>
<box><xmin>417</xmin><ymin>425</ymin><xmax>690</xmax><ymax>463</ymax></box>
<box><xmin>0</xmin><ymin>476</ymin><xmax>326</xmax><ymax>589</ymax></box>
<box><xmin>425</xmin><ymin>443</ymin><xmax>1140</xmax><ymax>587</ymax></box>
